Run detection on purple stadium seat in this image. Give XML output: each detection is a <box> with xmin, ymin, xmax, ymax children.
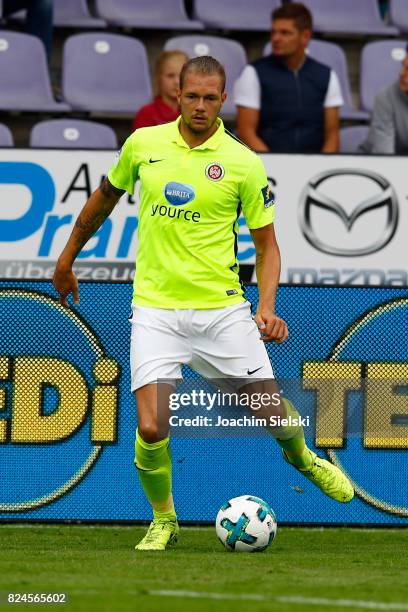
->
<box><xmin>299</xmin><ymin>0</ymin><xmax>399</xmax><ymax>35</ymax></box>
<box><xmin>54</xmin><ymin>0</ymin><xmax>106</xmax><ymax>28</ymax></box>
<box><xmin>0</xmin><ymin>123</ymin><xmax>13</xmax><ymax>147</ymax></box>
<box><xmin>264</xmin><ymin>39</ymin><xmax>369</xmax><ymax>120</ymax></box>
<box><xmin>390</xmin><ymin>0</ymin><xmax>408</xmax><ymax>33</ymax></box>
<box><xmin>339</xmin><ymin>126</ymin><xmax>370</xmax><ymax>153</ymax></box>
<box><xmin>62</xmin><ymin>33</ymin><xmax>152</xmax><ymax>113</ymax></box>
<box><xmin>0</xmin><ymin>31</ymin><xmax>69</xmax><ymax>112</ymax></box>
<box><xmin>8</xmin><ymin>0</ymin><xmax>107</xmax><ymax>28</ymax></box>
<box><xmin>30</xmin><ymin>119</ymin><xmax>118</xmax><ymax>149</ymax></box>
<box><xmin>95</xmin><ymin>0</ymin><xmax>203</xmax><ymax>29</ymax></box>
<box><xmin>360</xmin><ymin>40</ymin><xmax>407</xmax><ymax>112</ymax></box>
<box><xmin>193</xmin><ymin>0</ymin><xmax>281</xmax><ymax>31</ymax></box>
<box><xmin>164</xmin><ymin>35</ymin><xmax>247</xmax><ymax>117</ymax></box>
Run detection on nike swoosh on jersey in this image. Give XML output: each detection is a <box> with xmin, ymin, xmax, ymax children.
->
<box><xmin>149</xmin><ymin>157</ymin><xmax>164</xmax><ymax>163</ymax></box>
<box><xmin>247</xmin><ymin>366</ymin><xmax>263</xmax><ymax>376</ymax></box>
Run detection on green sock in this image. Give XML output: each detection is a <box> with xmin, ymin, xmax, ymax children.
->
<box><xmin>276</xmin><ymin>399</ymin><xmax>313</xmax><ymax>470</ymax></box>
<box><xmin>135</xmin><ymin>429</ymin><xmax>177</xmax><ymax>521</ymax></box>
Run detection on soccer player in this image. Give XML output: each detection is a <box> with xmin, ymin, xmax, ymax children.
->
<box><xmin>53</xmin><ymin>56</ymin><xmax>354</xmax><ymax>551</ymax></box>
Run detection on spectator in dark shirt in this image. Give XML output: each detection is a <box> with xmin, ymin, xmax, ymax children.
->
<box><xmin>2</xmin><ymin>0</ymin><xmax>53</xmax><ymax>62</ymax></box>
<box><xmin>132</xmin><ymin>50</ymin><xmax>188</xmax><ymax>131</ymax></box>
<box><xmin>234</xmin><ymin>3</ymin><xmax>343</xmax><ymax>153</ymax></box>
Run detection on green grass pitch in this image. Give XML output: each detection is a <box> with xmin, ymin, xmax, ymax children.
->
<box><xmin>1</xmin><ymin>525</ymin><xmax>407</xmax><ymax>612</ymax></box>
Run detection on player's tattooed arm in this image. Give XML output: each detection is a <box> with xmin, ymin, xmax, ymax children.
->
<box><xmin>54</xmin><ymin>178</ymin><xmax>125</xmax><ymax>306</ymax></box>
<box><xmin>99</xmin><ymin>176</ymin><xmax>126</xmax><ymax>199</ymax></box>
<box><xmin>59</xmin><ymin>178</ymin><xmax>124</xmax><ymax>266</ymax></box>
<box><xmin>70</xmin><ymin>179</ymin><xmax>123</xmax><ymax>252</ymax></box>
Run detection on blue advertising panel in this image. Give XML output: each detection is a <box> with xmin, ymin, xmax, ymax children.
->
<box><xmin>0</xmin><ymin>281</ymin><xmax>407</xmax><ymax>525</ymax></box>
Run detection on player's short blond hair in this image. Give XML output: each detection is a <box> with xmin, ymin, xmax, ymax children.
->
<box><xmin>179</xmin><ymin>56</ymin><xmax>226</xmax><ymax>93</ymax></box>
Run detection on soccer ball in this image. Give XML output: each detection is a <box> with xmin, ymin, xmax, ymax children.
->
<box><xmin>215</xmin><ymin>495</ymin><xmax>277</xmax><ymax>552</ymax></box>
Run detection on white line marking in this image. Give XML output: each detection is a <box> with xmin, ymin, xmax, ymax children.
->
<box><xmin>149</xmin><ymin>590</ymin><xmax>408</xmax><ymax>610</ymax></box>
<box><xmin>150</xmin><ymin>590</ymin><xmax>266</xmax><ymax>601</ymax></box>
<box><xmin>278</xmin><ymin>596</ymin><xmax>408</xmax><ymax>610</ymax></box>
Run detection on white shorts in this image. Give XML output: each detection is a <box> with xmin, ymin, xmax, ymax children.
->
<box><xmin>129</xmin><ymin>301</ymin><xmax>274</xmax><ymax>391</ymax></box>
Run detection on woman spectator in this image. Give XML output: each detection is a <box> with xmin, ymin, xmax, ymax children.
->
<box><xmin>132</xmin><ymin>50</ymin><xmax>188</xmax><ymax>131</ymax></box>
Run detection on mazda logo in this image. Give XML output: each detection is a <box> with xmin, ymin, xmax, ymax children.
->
<box><xmin>299</xmin><ymin>169</ymin><xmax>398</xmax><ymax>257</ymax></box>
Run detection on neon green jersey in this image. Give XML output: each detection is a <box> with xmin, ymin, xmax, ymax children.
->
<box><xmin>108</xmin><ymin>117</ymin><xmax>274</xmax><ymax>309</ymax></box>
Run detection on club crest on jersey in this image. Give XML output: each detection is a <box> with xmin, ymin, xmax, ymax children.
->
<box><xmin>205</xmin><ymin>163</ymin><xmax>225</xmax><ymax>182</ymax></box>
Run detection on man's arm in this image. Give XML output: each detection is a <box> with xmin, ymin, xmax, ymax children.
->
<box><xmin>321</xmin><ymin>106</ymin><xmax>340</xmax><ymax>153</ymax></box>
<box><xmin>367</xmin><ymin>91</ymin><xmax>395</xmax><ymax>154</ymax></box>
<box><xmin>236</xmin><ymin>107</ymin><xmax>269</xmax><ymax>152</ymax></box>
<box><xmin>250</xmin><ymin>224</ymin><xmax>288</xmax><ymax>343</ymax></box>
<box><xmin>234</xmin><ymin>65</ymin><xmax>268</xmax><ymax>152</ymax></box>
<box><xmin>53</xmin><ymin>178</ymin><xmax>124</xmax><ymax>306</ymax></box>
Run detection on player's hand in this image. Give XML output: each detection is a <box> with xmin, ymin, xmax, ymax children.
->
<box><xmin>53</xmin><ymin>261</ymin><xmax>79</xmax><ymax>308</ymax></box>
<box><xmin>253</xmin><ymin>309</ymin><xmax>288</xmax><ymax>344</ymax></box>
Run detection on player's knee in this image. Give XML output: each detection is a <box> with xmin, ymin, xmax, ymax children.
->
<box><xmin>137</xmin><ymin>421</ymin><xmax>161</xmax><ymax>443</ymax></box>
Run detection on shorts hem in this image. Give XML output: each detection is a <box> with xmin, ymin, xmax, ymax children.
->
<box><xmin>131</xmin><ymin>377</ymin><xmax>182</xmax><ymax>392</ymax></box>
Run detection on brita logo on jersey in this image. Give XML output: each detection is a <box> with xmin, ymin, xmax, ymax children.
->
<box><xmin>164</xmin><ymin>182</ymin><xmax>195</xmax><ymax>206</ymax></box>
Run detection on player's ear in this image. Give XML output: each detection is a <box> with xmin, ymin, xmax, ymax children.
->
<box><xmin>220</xmin><ymin>91</ymin><xmax>227</xmax><ymax>106</ymax></box>
<box><xmin>176</xmin><ymin>88</ymin><xmax>181</xmax><ymax>106</ymax></box>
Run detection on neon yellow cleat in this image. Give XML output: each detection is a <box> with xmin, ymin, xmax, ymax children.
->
<box><xmin>135</xmin><ymin>519</ymin><xmax>179</xmax><ymax>551</ymax></box>
<box><xmin>284</xmin><ymin>450</ymin><xmax>354</xmax><ymax>503</ymax></box>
